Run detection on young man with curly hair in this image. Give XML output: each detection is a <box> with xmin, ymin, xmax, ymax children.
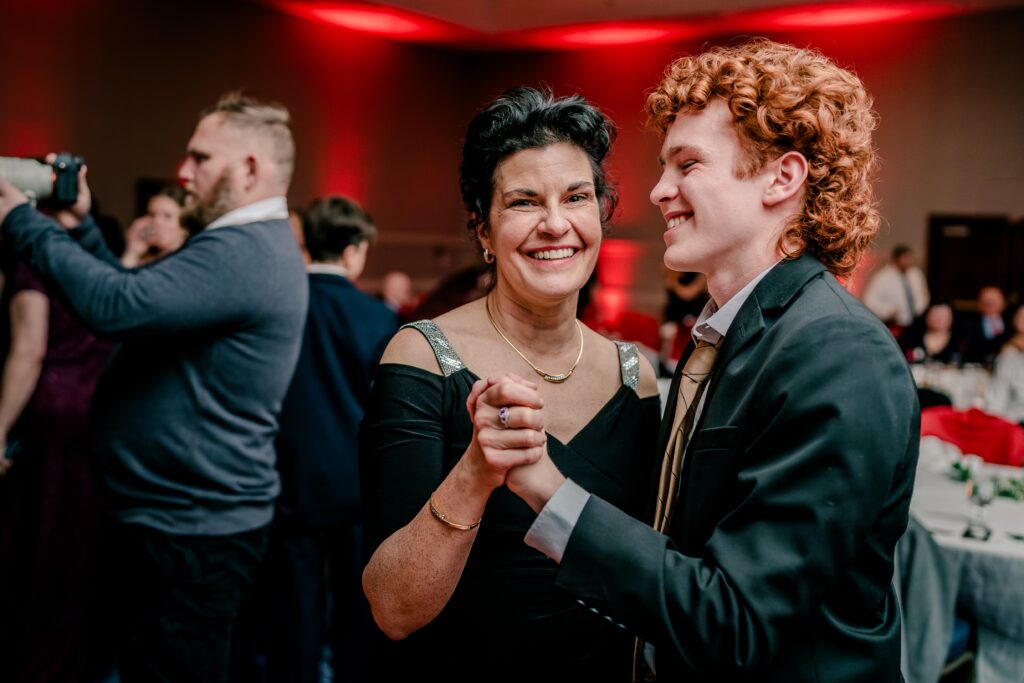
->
<box><xmin>497</xmin><ymin>39</ymin><xmax>919</xmax><ymax>681</ymax></box>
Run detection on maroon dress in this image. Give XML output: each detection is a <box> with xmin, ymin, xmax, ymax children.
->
<box><xmin>0</xmin><ymin>260</ymin><xmax>113</xmax><ymax>682</ymax></box>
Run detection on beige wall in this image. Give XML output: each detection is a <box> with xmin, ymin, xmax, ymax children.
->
<box><xmin>2</xmin><ymin>2</ymin><xmax>1022</xmax><ymax>309</ymax></box>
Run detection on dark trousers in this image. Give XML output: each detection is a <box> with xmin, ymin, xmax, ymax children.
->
<box><xmin>254</xmin><ymin>515</ymin><xmax>369</xmax><ymax>683</ymax></box>
<box><xmin>100</xmin><ymin>520</ymin><xmax>269</xmax><ymax>683</ymax></box>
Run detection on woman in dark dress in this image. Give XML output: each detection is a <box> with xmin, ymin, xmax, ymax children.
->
<box><xmin>0</xmin><ymin>260</ymin><xmax>112</xmax><ymax>682</ymax></box>
<box><xmin>360</xmin><ymin>88</ymin><xmax>661</xmax><ymax>681</ymax></box>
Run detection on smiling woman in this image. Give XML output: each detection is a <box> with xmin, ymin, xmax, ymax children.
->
<box><xmin>358</xmin><ymin>87</ymin><xmax>662</xmax><ymax>681</ymax></box>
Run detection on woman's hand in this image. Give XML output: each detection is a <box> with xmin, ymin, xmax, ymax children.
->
<box><xmin>122</xmin><ymin>215</ymin><xmax>155</xmax><ymax>266</ymax></box>
<box><xmin>466</xmin><ymin>374</ymin><xmax>566</xmax><ymax>513</ymax></box>
<box><xmin>461</xmin><ymin>373</ymin><xmax>546</xmax><ymax>492</ymax></box>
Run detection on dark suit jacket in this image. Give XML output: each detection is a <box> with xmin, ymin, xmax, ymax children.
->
<box><xmin>275</xmin><ymin>272</ymin><xmax>398</xmax><ymax>527</ymax></box>
<box><xmin>961</xmin><ymin>314</ymin><xmax>1011</xmax><ymax>365</ymax></box>
<box><xmin>555</xmin><ymin>253</ymin><xmax>919</xmax><ymax>681</ymax></box>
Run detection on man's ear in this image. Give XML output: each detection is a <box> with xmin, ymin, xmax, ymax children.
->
<box><xmin>243</xmin><ymin>154</ymin><xmax>259</xmax><ymax>192</ymax></box>
<box><xmin>763</xmin><ymin>151</ymin><xmax>808</xmax><ymax>207</ymax></box>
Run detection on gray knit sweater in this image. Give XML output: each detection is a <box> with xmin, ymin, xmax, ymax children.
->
<box><xmin>2</xmin><ymin>203</ymin><xmax>308</xmax><ymax>535</ymax></box>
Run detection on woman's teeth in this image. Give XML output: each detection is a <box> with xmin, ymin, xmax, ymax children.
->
<box><xmin>531</xmin><ymin>248</ymin><xmax>575</xmax><ymax>260</ymax></box>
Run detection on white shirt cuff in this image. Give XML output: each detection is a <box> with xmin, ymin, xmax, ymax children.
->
<box><xmin>523</xmin><ymin>478</ymin><xmax>590</xmax><ymax>563</ymax></box>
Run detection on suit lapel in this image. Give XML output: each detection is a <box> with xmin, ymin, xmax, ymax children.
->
<box><xmin>651</xmin><ymin>254</ymin><xmax>830</xmax><ymax>524</ymax></box>
<box><xmin>712</xmin><ymin>253</ymin><xmax>828</xmax><ymax>376</ymax></box>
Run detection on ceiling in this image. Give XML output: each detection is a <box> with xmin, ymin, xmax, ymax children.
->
<box><xmin>265</xmin><ymin>0</ymin><xmax>1024</xmax><ymax>49</ymax></box>
<box><xmin>364</xmin><ymin>0</ymin><xmax>1022</xmax><ymax>32</ymax></box>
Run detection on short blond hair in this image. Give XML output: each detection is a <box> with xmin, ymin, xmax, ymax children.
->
<box><xmin>646</xmin><ymin>39</ymin><xmax>879</xmax><ymax>277</ymax></box>
<box><xmin>206</xmin><ymin>91</ymin><xmax>295</xmax><ymax>188</ymax></box>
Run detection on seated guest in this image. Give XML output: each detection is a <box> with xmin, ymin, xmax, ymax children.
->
<box><xmin>900</xmin><ymin>301</ymin><xmax>966</xmax><ymax>364</ymax></box>
<box><xmin>963</xmin><ymin>285</ymin><xmax>1010</xmax><ymax>365</ymax></box>
<box><xmin>986</xmin><ymin>304</ymin><xmax>1024</xmax><ymax>424</ymax></box>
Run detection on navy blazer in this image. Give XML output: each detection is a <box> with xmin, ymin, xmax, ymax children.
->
<box><xmin>275</xmin><ymin>273</ymin><xmax>398</xmax><ymax>526</ymax></box>
<box><xmin>554</xmin><ymin>253</ymin><xmax>919</xmax><ymax>682</ymax></box>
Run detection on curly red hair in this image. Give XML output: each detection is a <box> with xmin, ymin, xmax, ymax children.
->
<box><xmin>646</xmin><ymin>39</ymin><xmax>879</xmax><ymax>277</ymax></box>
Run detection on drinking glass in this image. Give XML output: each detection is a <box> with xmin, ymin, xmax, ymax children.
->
<box><xmin>965</xmin><ymin>476</ymin><xmax>997</xmax><ymax>539</ymax></box>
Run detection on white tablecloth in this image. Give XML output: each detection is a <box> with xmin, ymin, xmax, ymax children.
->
<box><xmin>912</xmin><ymin>438</ymin><xmax>1024</xmax><ymax>682</ymax></box>
<box><xmin>912</xmin><ymin>363</ymin><xmax>992</xmax><ymax>409</ymax></box>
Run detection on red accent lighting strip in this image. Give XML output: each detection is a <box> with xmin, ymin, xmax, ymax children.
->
<box><xmin>272</xmin><ymin>1</ymin><xmax>969</xmax><ymax>50</ymax></box>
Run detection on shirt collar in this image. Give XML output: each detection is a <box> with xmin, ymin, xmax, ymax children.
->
<box><xmin>306</xmin><ymin>263</ymin><xmax>349</xmax><ymax>278</ymax></box>
<box><xmin>692</xmin><ymin>261</ymin><xmax>779</xmax><ymax>345</ymax></box>
<box><xmin>205</xmin><ymin>196</ymin><xmax>288</xmax><ymax>231</ymax></box>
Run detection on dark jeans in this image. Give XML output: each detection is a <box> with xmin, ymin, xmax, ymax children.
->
<box><xmin>100</xmin><ymin>520</ymin><xmax>270</xmax><ymax>683</ymax></box>
<box><xmin>233</xmin><ymin>514</ymin><xmax>369</xmax><ymax>683</ymax></box>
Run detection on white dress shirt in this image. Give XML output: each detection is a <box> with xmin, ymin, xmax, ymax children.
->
<box><xmin>205</xmin><ymin>196</ymin><xmax>288</xmax><ymax>231</ymax></box>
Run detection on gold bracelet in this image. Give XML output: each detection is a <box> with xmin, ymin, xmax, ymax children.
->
<box><xmin>428</xmin><ymin>492</ymin><xmax>481</xmax><ymax>531</ymax></box>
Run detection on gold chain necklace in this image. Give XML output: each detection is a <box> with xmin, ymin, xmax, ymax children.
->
<box><xmin>485</xmin><ymin>296</ymin><xmax>584</xmax><ymax>384</ymax></box>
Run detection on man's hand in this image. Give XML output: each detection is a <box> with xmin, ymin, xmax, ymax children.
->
<box><xmin>505</xmin><ymin>446</ymin><xmax>566</xmax><ymax>515</ymax></box>
<box><xmin>46</xmin><ymin>154</ymin><xmax>91</xmax><ymax>229</ymax></box>
<box><xmin>0</xmin><ymin>176</ymin><xmax>30</xmax><ymax>226</ymax></box>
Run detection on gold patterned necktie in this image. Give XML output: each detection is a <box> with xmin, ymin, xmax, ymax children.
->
<box><xmin>654</xmin><ymin>338</ymin><xmax>721</xmax><ymax>532</ymax></box>
<box><xmin>634</xmin><ymin>338</ymin><xmax>722</xmax><ymax>681</ymax></box>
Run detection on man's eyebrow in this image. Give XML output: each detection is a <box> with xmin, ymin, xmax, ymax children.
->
<box><xmin>658</xmin><ymin>144</ymin><xmax>705</xmax><ymax>166</ymax></box>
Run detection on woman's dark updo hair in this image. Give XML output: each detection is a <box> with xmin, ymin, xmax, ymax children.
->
<box><xmin>154</xmin><ymin>184</ymin><xmax>187</xmax><ymax>207</ymax></box>
<box><xmin>459</xmin><ymin>87</ymin><xmax>618</xmax><ymax>245</ymax></box>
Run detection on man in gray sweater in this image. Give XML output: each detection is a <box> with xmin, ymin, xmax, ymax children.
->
<box><xmin>0</xmin><ymin>93</ymin><xmax>309</xmax><ymax>682</ymax></box>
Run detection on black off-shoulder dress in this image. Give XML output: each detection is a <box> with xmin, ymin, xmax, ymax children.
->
<box><xmin>360</xmin><ymin>320</ymin><xmax>661</xmax><ymax>682</ymax></box>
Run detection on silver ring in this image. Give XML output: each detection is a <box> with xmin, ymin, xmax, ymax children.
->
<box><xmin>498</xmin><ymin>406</ymin><xmax>510</xmax><ymax>428</ymax></box>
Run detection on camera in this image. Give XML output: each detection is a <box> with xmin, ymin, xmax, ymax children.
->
<box><xmin>0</xmin><ymin>153</ymin><xmax>84</xmax><ymax>204</ymax></box>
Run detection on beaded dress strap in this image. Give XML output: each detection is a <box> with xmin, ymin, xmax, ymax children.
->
<box><xmin>401</xmin><ymin>320</ymin><xmax>466</xmax><ymax>377</ymax></box>
<box><xmin>614</xmin><ymin>341</ymin><xmax>640</xmax><ymax>393</ymax></box>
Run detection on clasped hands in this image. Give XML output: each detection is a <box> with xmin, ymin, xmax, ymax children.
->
<box><xmin>464</xmin><ymin>373</ymin><xmax>565</xmax><ymax>513</ymax></box>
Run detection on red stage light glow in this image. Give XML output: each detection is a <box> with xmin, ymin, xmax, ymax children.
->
<box><xmin>274</xmin><ymin>2</ymin><xmax>462</xmax><ymax>41</ymax></box>
<box><xmin>517</xmin><ymin>21</ymin><xmax>686</xmax><ymax>50</ymax></box>
<box><xmin>558</xmin><ymin>25</ymin><xmax>671</xmax><ymax>46</ymax></box>
<box><xmin>740</xmin><ymin>2</ymin><xmax>961</xmax><ymax>30</ymax></box>
<box><xmin>771</xmin><ymin>6</ymin><xmax>915</xmax><ymax>27</ymax></box>
<box><xmin>593</xmin><ymin>239</ymin><xmax>644</xmax><ymax>322</ymax></box>
<box><xmin>274</xmin><ymin>1</ymin><xmax>971</xmax><ymax>49</ymax></box>
<box><xmin>304</xmin><ymin>6</ymin><xmax>422</xmax><ymax>34</ymax></box>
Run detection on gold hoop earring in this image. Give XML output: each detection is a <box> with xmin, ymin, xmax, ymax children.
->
<box><xmin>483</xmin><ymin>248</ymin><xmax>495</xmax><ymax>264</ymax></box>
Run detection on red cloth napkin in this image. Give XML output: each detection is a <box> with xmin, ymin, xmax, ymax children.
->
<box><xmin>921</xmin><ymin>406</ymin><xmax>1024</xmax><ymax>468</ymax></box>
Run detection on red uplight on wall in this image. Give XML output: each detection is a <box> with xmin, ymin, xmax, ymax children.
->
<box><xmin>593</xmin><ymin>239</ymin><xmax>644</xmax><ymax>323</ymax></box>
<box><xmin>0</xmin><ymin>121</ymin><xmax>53</xmax><ymax>157</ymax></box>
